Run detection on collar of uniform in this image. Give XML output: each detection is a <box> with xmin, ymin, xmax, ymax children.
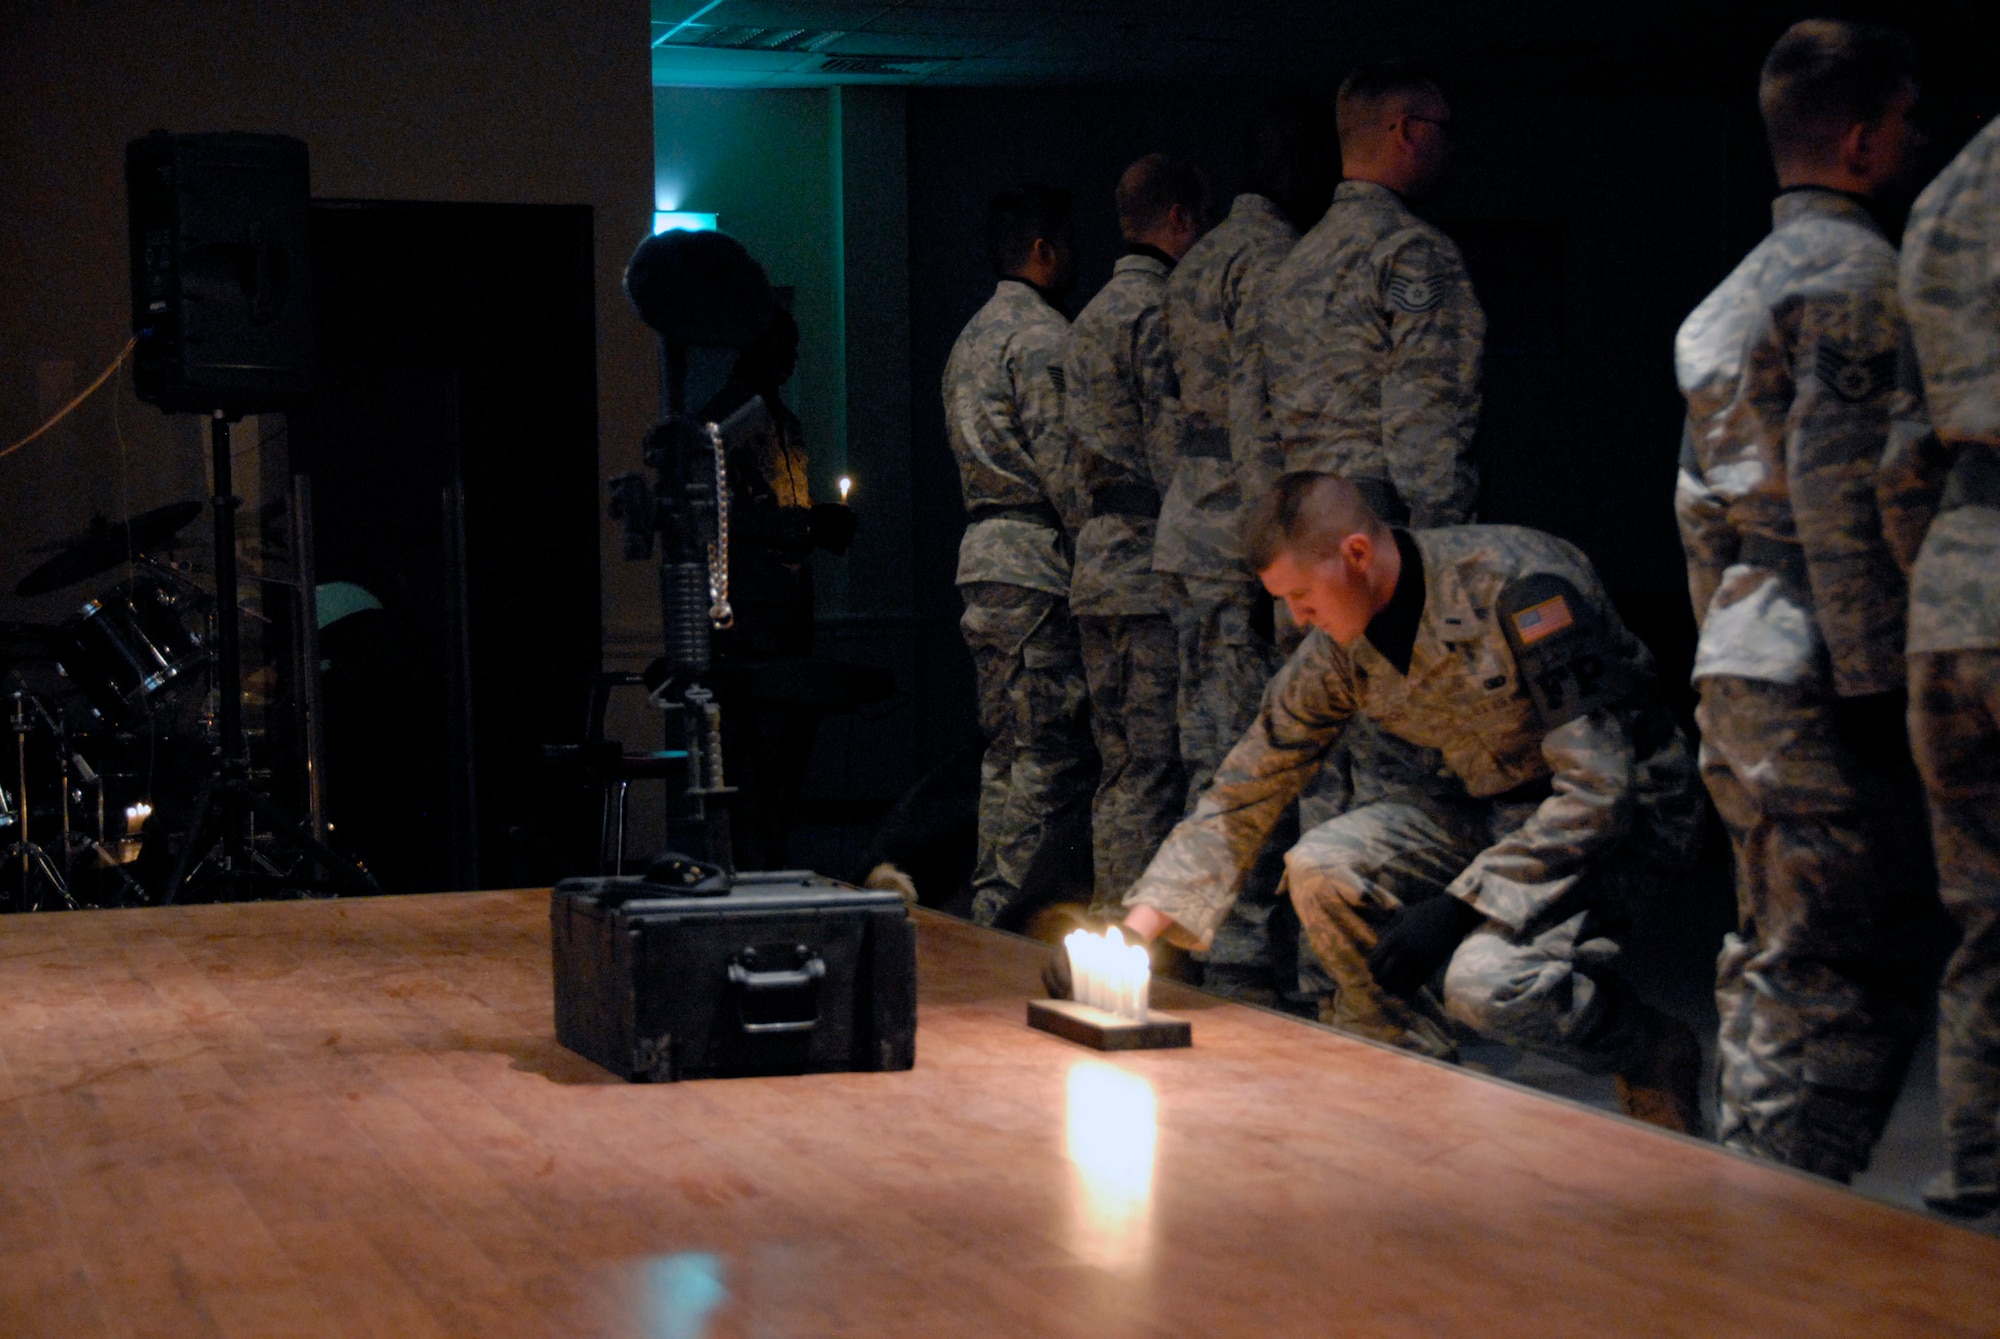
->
<box><xmin>1771</xmin><ymin>186</ymin><xmax>1887</xmax><ymax>239</ymax></box>
<box><xmin>1117</xmin><ymin>247</ymin><xmax>1174</xmax><ymax>275</ymax></box>
<box><xmin>997</xmin><ymin>275</ymin><xmax>1066</xmax><ymax>311</ymax></box>
<box><xmin>1334</xmin><ymin>178</ymin><xmax>1407</xmax><ymax>210</ymax></box>
<box><xmin>1361</xmin><ymin>529</ymin><xmax>1426</xmax><ymax>675</ymax></box>
<box><xmin>1230</xmin><ymin>192</ymin><xmax>1291</xmax><ymax>226</ymax></box>
<box><xmin>1406</xmin><ymin>529</ymin><xmax>1485</xmax><ymax>644</ymax></box>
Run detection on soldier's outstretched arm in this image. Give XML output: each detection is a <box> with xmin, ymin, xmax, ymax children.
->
<box><xmin>1673</xmin><ymin>417</ymin><xmax>1735</xmax><ymax>625</ymax></box>
<box><xmin>1784</xmin><ymin>288</ymin><xmax>1912</xmax><ymax>699</ymax></box>
<box><xmin>1121</xmin><ymin>636</ymin><xmax>1354</xmax><ymax>949</ymax></box>
<box><xmin>1379</xmin><ymin>233</ymin><xmax>1485</xmax><ymax>527</ymax></box>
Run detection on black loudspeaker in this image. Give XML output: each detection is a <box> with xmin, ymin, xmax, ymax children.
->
<box><xmin>127</xmin><ymin>131</ymin><xmax>314</xmax><ymax>415</ymax></box>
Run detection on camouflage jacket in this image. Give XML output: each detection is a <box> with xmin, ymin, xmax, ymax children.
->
<box><xmin>1125</xmin><ymin>525</ymin><xmax>1700</xmax><ymax>948</ymax></box>
<box><xmin>1263</xmin><ymin>179</ymin><xmax>1484</xmax><ymax>526</ymax></box>
<box><xmin>1154</xmin><ymin>193</ymin><xmax>1298</xmax><ymax>581</ymax></box>
<box><xmin>1673</xmin><ymin>189</ymin><xmax>1916</xmax><ymax>696</ymax></box>
<box><xmin>1892</xmin><ymin>117</ymin><xmax>2000</xmax><ymax>654</ymax></box>
<box><xmin>1066</xmin><ymin>253</ymin><xmax>1178</xmax><ymax>616</ymax></box>
<box><xmin>942</xmin><ymin>279</ymin><xmax>1080</xmax><ymax>594</ymax></box>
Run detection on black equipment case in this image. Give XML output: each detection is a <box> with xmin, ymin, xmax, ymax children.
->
<box><xmin>551</xmin><ymin>871</ymin><xmax>917</xmax><ymax>1082</ymax></box>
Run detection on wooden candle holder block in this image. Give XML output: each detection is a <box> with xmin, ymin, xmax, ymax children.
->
<box><xmin>1027</xmin><ymin>998</ymin><xmax>1191</xmax><ymax>1051</ymax></box>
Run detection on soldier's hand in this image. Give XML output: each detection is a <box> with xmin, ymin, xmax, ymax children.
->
<box><xmin>1832</xmin><ymin>689</ymin><xmax>1913</xmax><ymax>778</ymax></box>
<box><xmin>1367</xmin><ymin>895</ymin><xmax>1483</xmax><ymax>998</ymax></box>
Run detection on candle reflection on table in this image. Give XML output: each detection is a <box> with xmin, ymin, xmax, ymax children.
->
<box><xmin>1064</xmin><ymin>1060</ymin><xmax>1158</xmax><ymax>1274</ymax></box>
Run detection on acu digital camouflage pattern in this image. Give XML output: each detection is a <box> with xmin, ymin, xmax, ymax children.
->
<box><xmin>1066</xmin><ymin>253</ymin><xmax>1178</xmax><ymax>617</ymax></box>
<box><xmin>1124</xmin><ymin>526</ymin><xmax>1702</xmax><ymax>1067</ymax></box>
<box><xmin>1263</xmin><ymin>180</ymin><xmax>1484</xmax><ymax>526</ymax></box>
<box><xmin>959</xmin><ymin>583</ymin><xmax>1096</xmax><ymax>927</ymax></box>
<box><xmin>1077</xmin><ymin>613</ymin><xmax>1184</xmax><ymax>913</ymax></box>
<box><xmin>1899</xmin><ymin>116</ymin><xmax>2000</xmax><ymax>1207</ymax></box>
<box><xmin>1155</xmin><ymin>192</ymin><xmax>1298</xmax><ymax>581</ymax></box>
<box><xmin>1674</xmin><ymin>188</ymin><xmax>1933</xmax><ymax>1181</ymax></box>
<box><xmin>942</xmin><ymin>279</ymin><xmax>1084</xmax><ymax>595</ymax></box>
<box><xmin>1673</xmin><ymin>189</ymin><xmax>1915</xmax><ymax>698</ymax></box>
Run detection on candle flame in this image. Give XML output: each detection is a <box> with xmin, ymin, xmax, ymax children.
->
<box><xmin>837</xmin><ymin>475</ymin><xmax>852</xmax><ymax>502</ymax></box>
<box><xmin>1063</xmin><ymin>927</ymin><xmax>1150</xmax><ymax>1021</ymax></box>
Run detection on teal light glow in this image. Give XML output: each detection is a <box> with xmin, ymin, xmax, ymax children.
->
<box><xmin>653</xmin><ymin>211</ymin><xmax>718</xmax><ymax>234</ymax></box>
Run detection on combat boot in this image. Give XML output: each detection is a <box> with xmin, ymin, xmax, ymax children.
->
<box><xmin>1616</xmin><ymin>1008</ymin><xmax>1705</xmax><ymax>1136</ymax></box>
<box><xmin>1922</xmin><ymin>1168</ymin><xmax>1998</xmax><ymax>1219</ymax></box>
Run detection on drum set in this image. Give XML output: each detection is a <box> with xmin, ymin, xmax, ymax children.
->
<box><xmin>2</xmin><ymin>501</ymin><xmax>222</xmax><ymax>910</ymax></box>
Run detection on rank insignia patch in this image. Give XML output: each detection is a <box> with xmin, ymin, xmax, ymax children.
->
<box><xmin>1512</xmin><ymin>595</ymin><xmax>1574</xmax><ymax>644</ymax></box>
<box><xmin>1387</xmin><ymin>274</ymin><xmax>1444</xmax><ymax>315</ymax></box>
<box><xmin>1814</xmin><ymin>343</ymin><xmax>1896</xmax><ymax>404</ymax></box>
<box><xmin>1047</xmin><ymin>364</ymin><xmax>1067</xmax><ymax>395</ymax></box>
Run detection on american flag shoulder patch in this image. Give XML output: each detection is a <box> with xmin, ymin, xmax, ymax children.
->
<box><xmin>1512</xmin><ymin>595</ymin><xmax>1573</xmax><ymax>644</ymax></box>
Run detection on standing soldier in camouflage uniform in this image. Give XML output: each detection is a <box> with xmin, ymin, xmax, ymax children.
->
<box><xmin>944</xmin><ymin>186</ymin><xmax>1097</xmax><ymax>928</ymax></box>
<box><xmin>1892</xmin><ymin>114</ymin><xmax>2000</xmax><ymax>1217</ymax></box>
<box><xmin>1263</xmin><ymin>61</ymin><xmax>1486</xmax><ymax>904</ymax></box>
<box><xmin>1156</xmin><ymin>99</ymin><xmax>1337</xmax><ymax>995</ymax></box>
<box><xmin>1101</xmin><ymin>473</ymin><xmax>1706</xmax><ymax>1132</ymax></box>
<box><xmin>1067</xmin><ymin>155</ymin><xmax>1211</xmax><ymax>916</ymax></box>
<box><xmin>1674</xmin><ymin>21</ymin><xmax>1934</xmax><ymax>1182</ymax></box>
<box><xmin>1264</xmin><ymin>61</ymin><xmax>1483</xmax><ymax>528</ymax></box>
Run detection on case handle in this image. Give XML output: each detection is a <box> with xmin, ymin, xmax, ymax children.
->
<box><xmin>727</xmin><ymin>949</ymin><xmax>826</xmax><ymax>1034</ymax></box>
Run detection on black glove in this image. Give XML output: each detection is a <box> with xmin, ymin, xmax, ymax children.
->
<box><xmin>1043</xmin><ymin>924</ymin><xmax>1146</xmax><ymax>999</ymax></box>
<box><xmin>1366</xmin><ymin>895</ymin><xmax>1483</xmax><ymax>998</ymax></box>
<box><xmin>1831</xmin><ymin>689</ymin><xmax>1912</xmax><ymax>777</ymax></box>
<box><xmin>808</xmin><ymin>502</ymin><xmax>858</xmax><ymax>555</ymax></box>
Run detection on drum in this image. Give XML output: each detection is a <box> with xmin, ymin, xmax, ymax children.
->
<box><xmin>58</xmin><ymin>579</ymin><xmax>206</xmax><ymax>727</ymax></box>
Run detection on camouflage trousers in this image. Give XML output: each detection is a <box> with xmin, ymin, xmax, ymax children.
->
<box><xmin>1077</xmin><ymin>613</ymin><xmax>1185</xmax><ymax>916</ymax></box>
<box><xmin>960</xmin><ymin>583</ymin><xmax>1097</xmax><ymax>928</ymax></box>
<box><xmin>1911</xmin><ymin>649</ymin><xmax>2000</xmax><ymax>1198</ymax></box>
<box><xmin>1164</xmin><ymin>574</ymin><xmax>1288</xmax><ymax>985</ymax></box>
<box><xmin>1698</xmin><ymin>675</ymin><xmax>1935</xmax><ymax>1182</ymax></box>
<box><xmin>1283</xmin><ymin>788</ymin><xmax>1660</xmax><ymax>1074</ymax></box>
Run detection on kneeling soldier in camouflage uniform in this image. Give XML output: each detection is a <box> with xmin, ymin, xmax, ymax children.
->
<box><xmin>1893</xmin><ymin>113</ymin><xmax>2000</xmax><ymax>1217</ymax></box>
<box><xmin>1674</xmin><ymin>21</ymin><xmax>1936</xmax><ymax>1181</ymax></box>
<box><xmin>1110</xmin><ymin>473</ymin><xmax>1707</xmax><ymax>1131</ymax></box>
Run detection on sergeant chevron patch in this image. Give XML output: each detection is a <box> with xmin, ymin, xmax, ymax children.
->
<box><xmin>1814</xmin><ymin>342</ymin><xmax>1897</xmax><ymax>404</ymax></box>
<box><xmin>1387</xmin><ymin>273</ymin><xmax>1444</xmax><ymax>315</ymax></box>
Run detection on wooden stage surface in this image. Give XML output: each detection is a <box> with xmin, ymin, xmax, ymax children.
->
<box><xmin>2</xmin><ymin>891</ymin><xmax>1996</xmax><ymax>1338</ymax></box>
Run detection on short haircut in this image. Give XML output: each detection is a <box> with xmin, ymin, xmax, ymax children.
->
<box><xmin>1116</xmin><ymin>153</ymin><xmax>1210</xmax><ymax>239</ymax></box>
<box><xmin>1243</xmin><ymin>472</ymin><xmax>1387</xmax><ymax>573</ymax></box>
<box><xmin>1243</xmin><ymin>94</ymin><xmax>1339</xmax><ymax>215</ymax></box>
<box><xmin>987</xmin><ymin>185</ymin><xmax>1072</xmax><ymax>277</ymax></box>
<box><xmin>1335</xmin><ymin>59</ymin><xmax>1444</xmax><ymax>154</ymax></box>
<box><xmin>1759</xmin><ymin>19</ymin><xmax>1916</xmax><ymax>169</ymax></box>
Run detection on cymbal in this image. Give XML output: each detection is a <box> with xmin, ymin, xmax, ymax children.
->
<box><xmin>15</xmin><ymin>501</ymin><xmax>205</xmax><ymax>598</ymax></box>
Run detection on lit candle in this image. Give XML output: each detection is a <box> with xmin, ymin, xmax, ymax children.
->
<box><xmin>837</xmin><ymin>475</ymin><xmax>852</xmax><ymax>503</ymax></box>
<box><xmin>1063</xmin><ymin>928</ymin><xmax>1149</xmax><ymax>1023</ymax></box>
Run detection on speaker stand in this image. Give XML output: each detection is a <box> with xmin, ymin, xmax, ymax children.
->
<box><xmin>161</xmin><ymin>412</ymin><xmax>379</xmax><ymax>903</ymax></box>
